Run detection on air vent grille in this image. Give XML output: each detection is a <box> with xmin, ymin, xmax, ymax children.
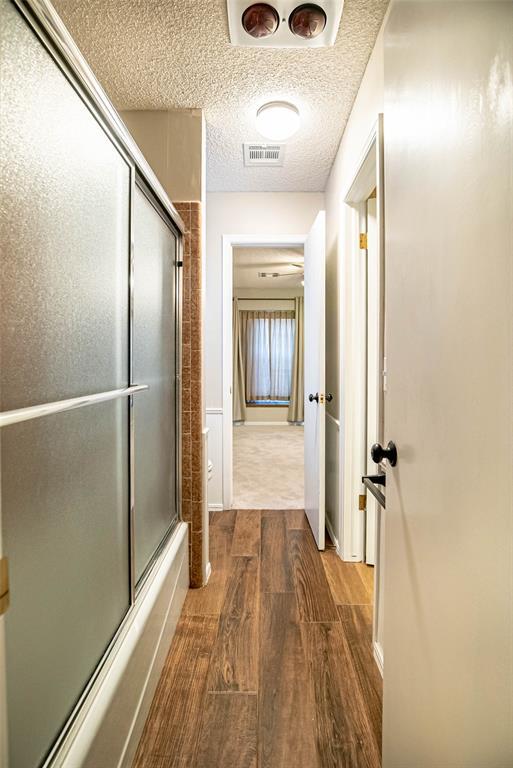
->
<box><xmin>243</xmin><ymin>143</ymin><xmax>285</xmax><ymax>167</ymax></box>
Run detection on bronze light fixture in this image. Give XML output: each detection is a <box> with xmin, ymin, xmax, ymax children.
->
<box><xmin>241</xmin><ymin>3</ymin><xmax>280</xmax><ymax>38</ymax></box>
<box><xmin>289</xmin><ymin>3</ymin><xmax>327</xmax><ymax>39</ymax></box>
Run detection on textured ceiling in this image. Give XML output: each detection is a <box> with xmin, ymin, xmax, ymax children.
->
<box><xmin>53</xmin><ymin>0</ymin><xmax>389</xmax><ymax>192</ymax></box>
<box><xmin>234</xmin><ymin>247</ymin><xmax>304</xmax><ymax>288</ymax></box>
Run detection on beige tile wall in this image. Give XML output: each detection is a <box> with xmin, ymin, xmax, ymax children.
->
<box><xmin>174</xmin><ymin>201</ymin><xmax>204</xmax><ymax>588</ymax></box>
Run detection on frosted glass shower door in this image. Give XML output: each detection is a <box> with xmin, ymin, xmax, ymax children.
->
<box><xmin>0</xmin><ymin>2</ymin><xmax>131</xmax><ymax>766</ymax></box>
<box><xmin>133</xmin><ymin>187</ymin><xmax>178</xmax><ymax>582</ymax></box>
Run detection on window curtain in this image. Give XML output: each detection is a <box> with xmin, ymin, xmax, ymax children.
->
<box><xmin>242</xmin><ymin>310</ymin><xmax>294</xmax><ymax>402</ymax></box>
<box><xmin>288</xmin><ymin>296</ymin><xmax>304</xmax><ymax>423</ymax></box>
<box><xmin>232</xmin><ymin>298</ymin><xmax>247</xmax><ymax>422</ymax></box>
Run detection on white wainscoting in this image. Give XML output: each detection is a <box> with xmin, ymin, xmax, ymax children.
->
<box><xmin>206</xmin><ymin>408</ymin><xmax>223</xmax><ymax>510</ymax></box>
<box><xmin>326</xmin><ymin>412</ymin><xmax>341</xmax><ymax>553</ymax></box>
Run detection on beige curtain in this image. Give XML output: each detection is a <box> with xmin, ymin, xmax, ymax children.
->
<box><xmin>244</xmin><ymin>310</ymin><xmax>294</xmax><ymax>401</ymax></box>
<box><xmin>288</xmin><ymin>296</ymin><xmax>304</xmax><ymax>423</ymax></box>
<box><xmin>232</xmin><ymin>299</ymin><xmax>247</xmax><ymax>422</ymax></box>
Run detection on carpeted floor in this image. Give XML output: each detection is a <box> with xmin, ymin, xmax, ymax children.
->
<box><xmin>232</xmin><ymin>424</ymin><xmax>304</xmax><ymax>509</ymax></box>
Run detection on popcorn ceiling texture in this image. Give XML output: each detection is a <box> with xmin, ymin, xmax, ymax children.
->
<box><xmin>52</xmin><ymin>0</ymin><xmax>389</xmax><ymax>192</ymax></box>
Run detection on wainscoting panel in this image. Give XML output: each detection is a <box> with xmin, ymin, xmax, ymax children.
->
<box><xmin>326</xmin><ymin>413</ymin><xmax>340</xmax><ymax>552</ymax></box>
<box><xmin>206</xmin><ymin>409</ymin><xmax>223</xmax><ymax>511</ymax></box>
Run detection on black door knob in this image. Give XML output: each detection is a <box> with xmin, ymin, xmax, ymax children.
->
<box><xmin>371</xmin><ymin>441</ymin><xmax>398</xmax><ymax>467</ymax></box>
<box><xmin>308</xmin><ymin>393</ymin><xmax>319</xmax><ymax>403</ymax></box>
<box><xmin>326</xmin><ymin>393</ymin><xmax>333</xmax><ymax>402</ymax></box>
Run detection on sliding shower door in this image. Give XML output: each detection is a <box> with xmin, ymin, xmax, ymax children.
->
<box><xmin>0</xmin><ymin>1</ymin><xmax>181</xmax><ymax>766</ymax></box>
<box><xmin>133</xmin><ymin>188</ymin><xmax>178</xmax><ymax>583</ymax></box>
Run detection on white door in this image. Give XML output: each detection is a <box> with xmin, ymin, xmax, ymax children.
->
<box><xmin>383</xmin><ymin>3</ymin><xmax>513</xmax><ymax>765</ymax></box>
<box><xmin>364</xmin><ymin>196</ymin><xmax>380</xmax><ymax>565</ymax></box>
<box><xmin>304</xmin><ymin>211</ymin><xmax>326</xmax><ymax>549</ymax></box>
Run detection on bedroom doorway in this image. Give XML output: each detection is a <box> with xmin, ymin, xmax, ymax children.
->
<box><xmin>221</xmin><ymin>215</ymin><xmax>327</xmax><ymax>547</ymax></box>
<box><xmin>231</xmin><ymin>244</ymin><xmax>305</xmax><ymax>510</ymax></box>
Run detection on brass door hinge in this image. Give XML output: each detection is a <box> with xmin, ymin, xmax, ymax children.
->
<box><xmin>0</xmin><ymin>557</ymin><xmax>9</xmax><ymax>616</ymax></box>
<box><xmin>359</xmin><ymin>494</ymin><xmax>367</xmax><ymax>511</ymax></box>
<box><xmin>359</xmin><ymin>233</ymin><xmax>368</xmax><ymax>249</ymax></box>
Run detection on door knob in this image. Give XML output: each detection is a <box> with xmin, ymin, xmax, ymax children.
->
<box><xmin>308</xmin><ymin>393</ymin><xmax>319</xmax><ymax>403</ymax></box>
<box><xmin>371</xmin><ymin>441</ymin><xmax>397</xmax><ymax>467</ymax></box>
<box><xmin>326</xmin><ymin>393</ymin><xmax>333</xmax><ymax>402</ymax></box>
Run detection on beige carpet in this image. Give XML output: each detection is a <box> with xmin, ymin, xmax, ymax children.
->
<box><xmin>232</xmin><ymin>425</ymin><xmax>304</xmax><ymax>509</ymax></box>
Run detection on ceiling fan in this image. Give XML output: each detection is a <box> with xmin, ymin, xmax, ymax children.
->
<box><xmin>258</xmin><ymin>262</ymin><xmax>304</xmax><ymax>279</ymax></box>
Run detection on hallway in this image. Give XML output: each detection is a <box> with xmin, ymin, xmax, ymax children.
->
<box><xmin>133</xmin><ymin>510</ymin><xmax>381</xmax><ymax>767</ymax></box>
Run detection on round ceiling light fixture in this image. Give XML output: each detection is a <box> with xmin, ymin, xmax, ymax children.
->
<box><xmin>242</xmin><ymin>3</ymin><xmax>280</xmax><ymax>38</ymax></box>
<box><xmin>256</xmin><ymin>101</ymin><xmax>301</xmax><ymax>141</ymax></box>
<box><xmin>289</xmin><ymin>3</ymin><xmax>327</xmax><ymax>39</ymax></box>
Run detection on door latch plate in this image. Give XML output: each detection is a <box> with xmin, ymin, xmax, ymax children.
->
<box><xmin>0</xmin><ymin>557</ymin><xmax>9</xmax><ymax>616</ymax></box>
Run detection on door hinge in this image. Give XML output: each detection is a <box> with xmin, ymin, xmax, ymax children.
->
<box><xmin>0</xmin><ymin>557</ymin><xmax>9</xmax><ymax>616</ymax></box>
<box><xmin>359</xmin><ymin>494</ymin><xmax>367</xmax><ymax>511</ymax></box>
<box><xmin>359</xmin><ymin>233</ymin><xmax>368</xmax><ymax>249</ymax></box>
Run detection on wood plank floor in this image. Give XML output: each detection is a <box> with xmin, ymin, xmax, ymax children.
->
<box><xmin>132</xmin><ymin>510</ymin><xmax>382</xmax><ymax>768</ymax></box>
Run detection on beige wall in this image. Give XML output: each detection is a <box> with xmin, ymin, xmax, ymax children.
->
<box><xmin>324</xmin><ymin>17</ymin><xmax>387</xmax><ymax>548</ymax></box>
<box><xmin>121</xmin><ymin>109</ymin><xmax>204</xmax><ymax>202</ymax></box>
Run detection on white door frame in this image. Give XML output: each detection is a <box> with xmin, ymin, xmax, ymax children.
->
<box><xmin>221</xmin><ymin>233</ymin><xmax>307</xmax><ymax>510</ymax></box>
<box><xmin>341</xmin><ymin>115</ymin><xmax>385</xmax><ymax>670</ymax></box>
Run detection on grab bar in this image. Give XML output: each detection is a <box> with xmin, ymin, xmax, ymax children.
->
<box><xmin>362</xmin><ymin>473</ymin><xmax>386</xmax><ymax>508</ymax></box>
<box><xmin>0</xmin><ymin>384</ymin><xmax>149</xmax><ymax>428</ymax></box>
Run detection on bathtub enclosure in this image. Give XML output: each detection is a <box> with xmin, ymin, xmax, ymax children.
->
<box><xmin>0</xmin><ymin>1</ymin><xmax>186</xmax><ymax>766</ymax></box>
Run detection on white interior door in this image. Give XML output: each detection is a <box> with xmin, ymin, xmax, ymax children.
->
<box><xmin>304</xmin><ymin>211</ymin><xmax>326</xmax><ymax>549</ymax></box>
<box><xmin>383</xmin><ymin>3</ymin><xmax>513</xmax><ymax>765</ymax></box>
<box><xmin>365</xmin><ymin>196</ymin><xmax>379</xmax><ymax>565</ymax></box>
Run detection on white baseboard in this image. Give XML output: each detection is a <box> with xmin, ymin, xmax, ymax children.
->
<box><xmin>208</xmin><ymin>503</ymin><xmax>224</xmax><ymax>512</ymax></box>
<box><xmin>325</xmin><ymin>515</ymin><xmax>341</xmax><ymax>555</ymax></box>
<box><xmin>242</xmin><ymin>421</ymin><xmax>293</xmax><ymax>426</ymax></box>
<box><xmin>373</xmin><ymin>641</ymin><xmax>384</xmax><ymax>677</ymax></box>
<box><xmin>52</xmin><ymin>523</ymin><xmax>189</xmax><ymax>768</ymax></box>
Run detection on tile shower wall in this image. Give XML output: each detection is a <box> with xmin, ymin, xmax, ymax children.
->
<box><xmin>174</xmin><ymin>202</ymin><xmax>204</xmax><ymax>588</ymax></box>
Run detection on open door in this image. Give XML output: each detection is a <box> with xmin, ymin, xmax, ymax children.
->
<box><xmin>304</xmin><ymin>211</ymin><xmax>326</xmax><ymax>549</ymax></box>
<box><xmin>382</xmin><ymin>3</ymin><xmax>513</xmax><ymax>764</ymax></box>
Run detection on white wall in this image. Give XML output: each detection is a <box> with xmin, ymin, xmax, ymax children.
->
<box><xmin>324</xmin><ymin>18</ymin><xmax>387</xmax><ymax>551</ymax></box>
<box><xmin>206</xmin><ymin>192</ymin><xmax>323</xmax><ymax>507</ymax></box>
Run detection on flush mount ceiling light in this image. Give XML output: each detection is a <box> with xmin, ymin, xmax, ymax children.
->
<box><xmin>242</xmin><ymin>3</ymin><xmax>280</xmax><ymax>38</ymax></box>
<box><xmin>256</xmin><ymin>101</ymin><xmax>300</xmax><ymax>141</ymax></box>
<box><xmin>289</xmin><ymin>4</ymin><xmax>327</xmax><ymax>38</ymax></box>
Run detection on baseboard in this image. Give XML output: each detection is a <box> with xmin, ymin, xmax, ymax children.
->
<box><xmin>373</xmin><ymin>641</ymin><xmax>384</xmax><ymax>677</ymax></box>
<box><xmin>208</xmin><ymin>503</ymin><xmax>224</xmax><ymax>512</ymax></box>
<box><xmin>325</xmin><ymin>515</ymin><xmax>341</xmax><ymax>555</ymax></box>
<box><xmin>51</xmin><ymin>523</ymin><xmax>189</xmax><ymax>768</ymax></box>
<box><xmin>242</xmin><ymin>421</ymin><xmax>294</xmax><ymax>426</ymax></box>
<box><xmin>205</xmin><ymin>562</ymin><xmax>212</xmax><ymax>585</ymax></box>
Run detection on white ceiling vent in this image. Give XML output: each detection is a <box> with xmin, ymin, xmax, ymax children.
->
<box><xmin>243</xmin><ymin>143</ymin><xmax>285</xmax><ymax>167</ymax></box>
